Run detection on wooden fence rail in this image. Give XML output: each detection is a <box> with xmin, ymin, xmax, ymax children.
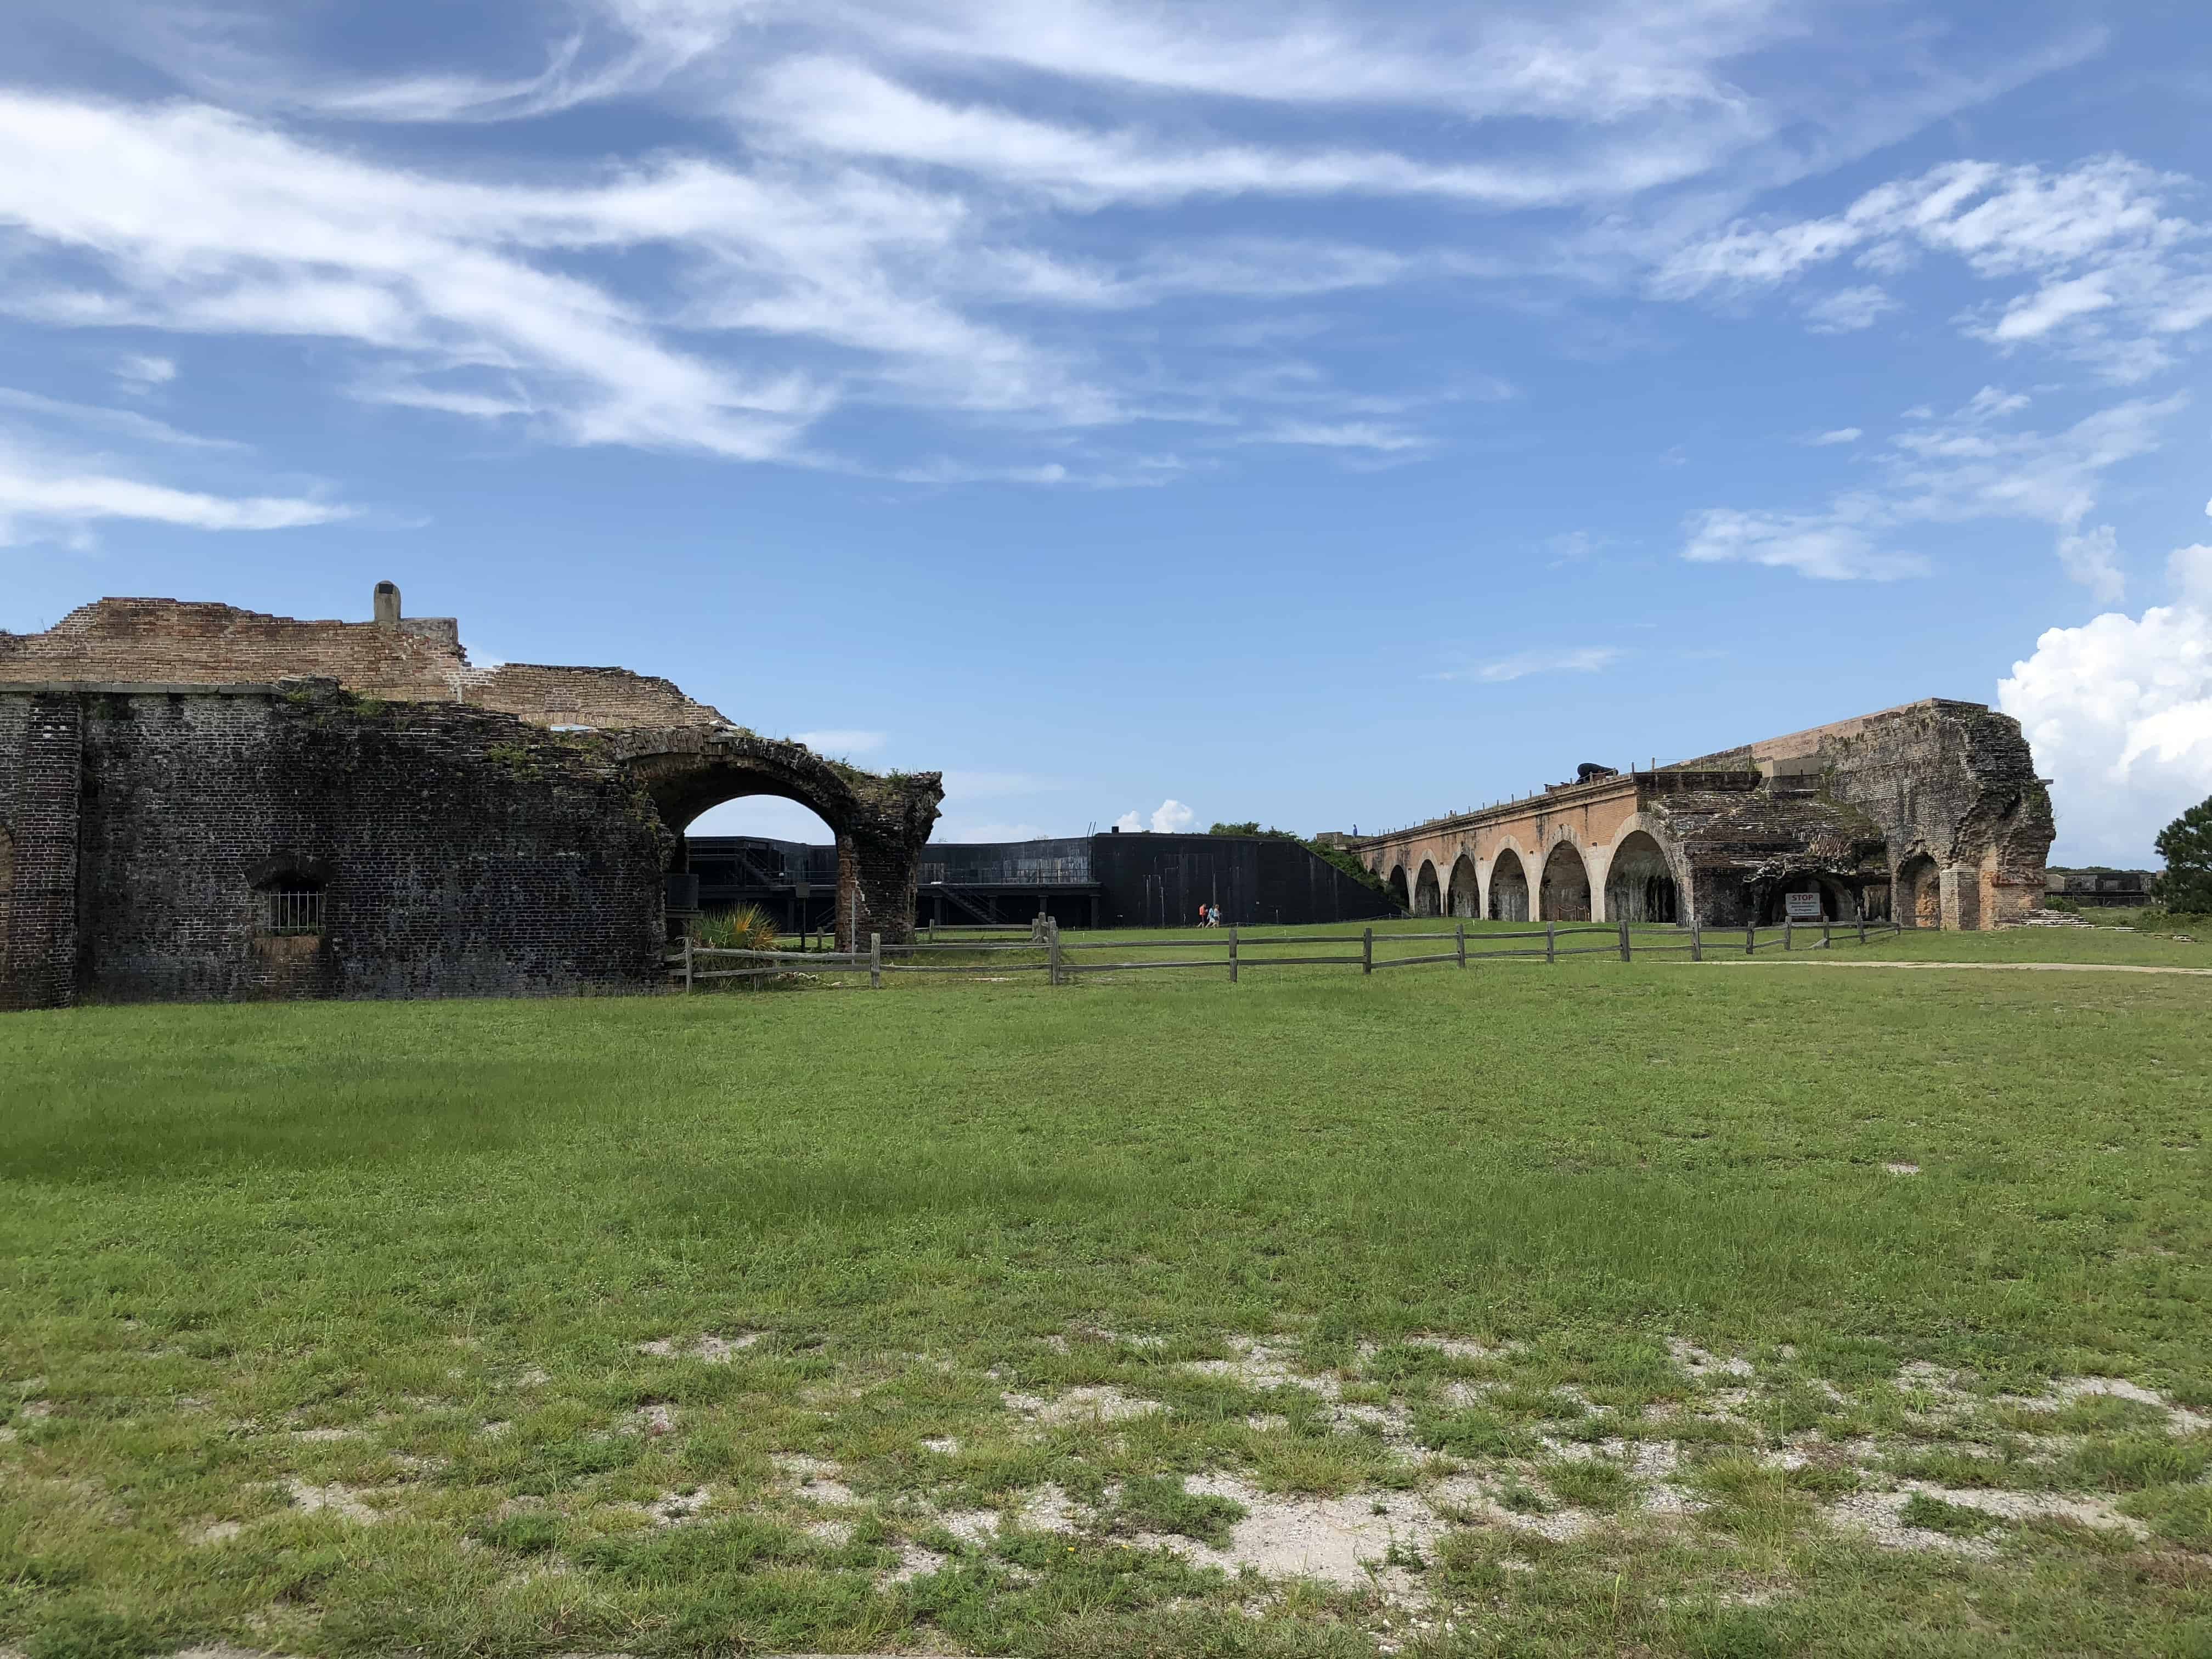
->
<box><xmin>670</xmin><ymin>917</ymin><xmax>1908</xmax><ymax>991</ymax></box>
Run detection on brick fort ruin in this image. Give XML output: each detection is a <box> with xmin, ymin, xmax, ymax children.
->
<box><xmin>0</xmin><ymin>586</ymin><xmax>941</xmax><ymax>1009</ymax></box>
<box><xmin>1345</xmin><ymin>701</ymin><xmax>2055</xmax><ymax>932</ymax></box>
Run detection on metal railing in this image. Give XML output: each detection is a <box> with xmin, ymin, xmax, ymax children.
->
<box><xmin>258</xmin><ymin>888</ymin><xmax>324</xmax><ymax>936</ymax></box>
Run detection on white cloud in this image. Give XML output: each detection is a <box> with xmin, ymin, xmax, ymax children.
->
<box><xmin>1686</xmin><ymin>388</ymin><xmax>2184</xmax><ymax>591</ymax></box>
<box><xmin>0</xmin><ymin>435</ymin><xmax>348</xmax><ymax>546</ymax></box>
<box><xmin>1656</xmin><ymin>156</ymin><xmax>2212</xmax><ymax>380</ymax></box>
<box><xmin>793</xmin><ymin>728</ymin><xmax>887</xmax><ymax>756</ymax></box>
<box><xmin>1807</xmin><ymin>427</ymin><xmax>1863</xmax><ymax>445</ymax></box>
<box><xmin>1114</xmin><ymin>799</ymin><xmax>1194</xmax><ymax>833</ymax></box>
<box><xmin>1998</xmin><ymin>545</ymin><xmax>2212</xmax><ymax>864</ymax></box>
<box><xmin>1801</xmin><ymin>285</ymin><xmax>1896</xmax><ymax>333</ymax></box>
<box><xmin>0</xmin><ymin>388</ymin><xmax>246</xmax><ymax>450</ymax></box>
<box><xmin>114</xmin><ymin>353</ymin><xmax>176</xmax><ymax>390</ymax></box>
<box><xmin>1681</xmin><ymin>507</ymin><xmax>1925</xmax><ymax>580</ymax></box>
<box><xmin>1150</xmin><ymin>799</ymin><xmax>1195</xmax><ymax>833</ymax></box>
<box><xmin>1441</xmin><ymin>646</ymin><xmax>1625</xmax><ymax>683</ymax></box>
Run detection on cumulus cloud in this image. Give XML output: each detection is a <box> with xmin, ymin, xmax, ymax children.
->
<box><xmin>1682</xmin><ymin>507</ymin><xmax>1925</xmax><ymax>580</ymax></box>
<box><xmin>1999</xmin><ymin>545</ymin><xmax>2212</xmax><ymax>864</ymax></box>
<box><xmin>1115</xmin><ymin>799</ymin><xmax>1194</xmax><ymax>833</ymax></box>
<box><xmin>1441</xmin><ymin>646</ymin><xmax>1624</xmax><ymax>683</ymax></box>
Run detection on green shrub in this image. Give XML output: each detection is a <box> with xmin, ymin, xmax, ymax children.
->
<box><xmin>692</xmin><ymin>904</ymin><xmax>779</xmax><ymax>952</ymax></box>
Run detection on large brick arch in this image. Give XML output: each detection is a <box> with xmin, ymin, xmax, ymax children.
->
<box><xmin>1486</xmin><ymin>844</ymin><xmax>1531</xmax><ymax>921</ymax></box>
<box><xmin>1413</xmin><ymin>859</ymin><xmax>1443</xmax><ymax>917</ymax></box>
<box><xmin>614</xmin><ymin>729</ymin><xmax>942</xmax><ymax>950</ymax></box>
<box><xmin>1446</xmin><ymin>851</ymin><xmax>1481</xmax><ymax>917</ymax></box>
<box><xmin>1538</xmin><ymin>838</ymin><xmax>1593</xmax><ymax>921</ymax></box>
<box><xmin>1593</xmin><ymin>811</ymin><xmax>1691</xmax><ymax>924</ymax></box>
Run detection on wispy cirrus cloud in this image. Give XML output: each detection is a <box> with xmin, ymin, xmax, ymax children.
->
<box><xmin>1657</xmin><ymin>156</ymin><xmax>2212</xmax><ymax>380</ymax></box>
<box><xmin>0</xmin><ymin>432</ymin><xmax>348</xmax><ymax>548</ymax></box>
<box><xmin>1439</xmin><ymin>646</ymin><xmax>1624</xmax><ymax>684</ymax></box>
<box><xmin>1684</xmin><ymin>387</ymin><xmax>2184</xmax><ymax>594</ymax></box>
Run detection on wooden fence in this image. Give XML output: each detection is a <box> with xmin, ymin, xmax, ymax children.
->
<box><xmin>670</xmin><ymin>916</ymin><xmax>1907</xmax><ymax>990</ymax></box>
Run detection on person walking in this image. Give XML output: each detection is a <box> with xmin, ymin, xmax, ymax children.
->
<box><xmin>1197</xmin><ymin>902</ymin><xmax>1209</xmax><ymax>928</ymax></box>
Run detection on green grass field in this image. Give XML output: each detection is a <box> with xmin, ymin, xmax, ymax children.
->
<box><xmin>4</xmin><ymin>948</ymin><xmax>2210</xmax><ymax>1658</ymax></box>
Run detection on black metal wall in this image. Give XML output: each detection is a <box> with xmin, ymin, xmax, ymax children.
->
<box><xmin>1086</xmin><ymin>833</ymin><xmax>1400</xmax><ymax>927</ymax></box>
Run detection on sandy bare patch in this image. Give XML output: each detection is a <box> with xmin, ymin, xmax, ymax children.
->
<box><xmin>1406</xmin><ymin>1335</ymin><xmax>1516</xmax><ymax>1362</ymax></box>
<box><xmin>804</xmin><ymin>1517</ymin><xmax>853</xmax><ymax>1545</ymax></box>
<box><xmin>921</xmin><ymin>1435</ymin><xmax>960</xmax><ymax>1454</ymax></box>
<box><xmin>288</xmin><ymin>1426</ymin><xmax>365</xmax><ymax>1443</ymax></box>
<box><xmin>1884</xmin><ymin>1162</ymin><xmax>1921</xmax><ymax>1176</ymax></box>
<box><xmin>642</xmin><ymin>1487</ymin><xmax>712</xmax><ymax>1525</ymax></box>
<box><xmin>191</xmin><ymin>1521</ymin><xmax>245</xmax><ymax>1545</ymax></box>
<box><xmin>939</xmin><ymin>1509</ymin><xmax>1000</xmax><ymax>1545</ymax></box>
<box><xmin>286</xmin><ymin>1480</ymin><xmax>382</xmax><ymax>1523</ymax></box>
<box><xmin>1012</xmin><ymin>1483</ymin><xmax>1082</xmax><ymax>1533</ymax></box>
<box><xmin>631</xmin><ymin>1403</ymin><xmax>676</xmax><ymax>1436</ymax></box>
<box><xmin>635</xmin><ymin>1334</ymin><xmax>759</xmax><ymax>1363</ymax></box>
<box><xmin>1002</xmin><ymin>1385</ymin><xmax>1165</xmax><ymax>1426</ymax></box>
<box><xmin>885</xmin><ymin>1543</ymin><xmax>948</xmax><ymax>1583</ymax></box>
<box><xmin>772</xmin><ymin>1453</ymin><xmax>856</xmax><ymax>1505</ymax></box>
<box><xmin>2002</xmin><ymin>1376</ymin><xmax>2212</xmax><ymax>1436</ymax></box>
<box><xmin>1182</xmin><ymin>1337</ymin><xmax>1339</xmax><ymax>1398</ymax></box>
<box><xmin>1669</xmin><ymin>1340</ymin><xmax>1753</xmax><ymax>1380</ymax></box>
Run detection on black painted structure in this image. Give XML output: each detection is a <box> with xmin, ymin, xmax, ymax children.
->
<box><xmin>689</xmin><ymin>831</ymin><xmax>1400</xmax><ymax>930</ymax></box>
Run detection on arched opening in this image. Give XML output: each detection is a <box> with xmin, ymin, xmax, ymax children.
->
<box><xmin>1539</xmin><ymin>842</ymin><xmax>1592</xmax><ymax>921</ymax></box>
<box><xmin>1386</xmin><ymin>865</ymin><xmax>1410</xmax><ymax>911</ymax></box>
<box><xmin>1604</xmin><ymin>831</ymin><xmax>1679</xmax><ymax>924</ymax></box>
<box><xmin>1757</xmin><ymin>873</ymin><xmax>1858</xmax><ymax>925</ymax></box>
<box><xmin>686</xmin><ymin>794</ymin><xmax>842</xmax><ymax>940</ymax></box>
<box><xmin>1447</xmin><ymin>854</ymin><xmax>1481</xmax><ymax>918</ymax></box>
<box><xmin>1413</xmin><ymin>860</ymin><xmax>1442</xmax><ymax>917</ymax></box>
<box><xmin>1488</xmin><ymin>849</ymin><xmax>1529</xmax><ymax>921</ymax></box>
<box><xmin>1895</xmin><ymin>854</ymin><xmax>1942</xmax><ymax>928</ymax></box>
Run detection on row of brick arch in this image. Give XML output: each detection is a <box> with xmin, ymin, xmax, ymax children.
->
<box><xmin>1385</xmin><ymin>830</ymin><xmax>1683</xmax><ymax>924</ymax></box>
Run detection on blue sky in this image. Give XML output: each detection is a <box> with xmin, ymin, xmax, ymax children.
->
<box><xmin>2</xmin><ymin>1</ymin><xmax>2209</xmax><ymax>863</ymax></box>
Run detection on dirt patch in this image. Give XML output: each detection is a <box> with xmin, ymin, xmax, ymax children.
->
<box><xmin>1182</xmin><ymin>1337</ymin><xmax>1338</xmax><ymax>1397</ymax></box>
<box><xmin>285</xmin><ymin>1481</ymin><xmax>382</xmax><ymax>1523</ymax></box>
<box><xmin>1884</xmin><ymin>1162</ymin><xmax>1921</xmax><ymax>1175</ymax></box>
<box><xmin>641</xmin><ymin>1487</ymin><xmax>712</xmax><ymax>1525</ymax></box>
<box><xmin>771</xmin><ymin>1453</ymin><xmax>856</xmax><ymax>1505</ymax></box>
<box><xmin>1669</xmin><ymin>1339</ymin><xmax>1753</xmax><ymax>1380</ymax></box>
<box><xmin>1012</xmin><ymin>1484</ymin><xmax>1082</xmax><ymax>1533</ymax></box>
<box><xmin>635</xmin><ymin>1334</ymin><xmax>759</xmax><ymax>1363</ymax></box>
<box><xmin>1001</xmin><ymin>1385</ymin><xmax>1165</xmax><ymax>1425</ymax></box>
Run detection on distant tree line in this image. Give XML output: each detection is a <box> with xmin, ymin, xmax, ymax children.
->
<box><xmin>1207</xmin><ymin>821</ymin><xmax>1386</xmax><ymax>894</ymax></box>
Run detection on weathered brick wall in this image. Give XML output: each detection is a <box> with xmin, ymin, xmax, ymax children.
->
<box><xmin>0</xmin><ymin>696</ymin><xmax>84</xmax><ymax>1010</ymax></box>
<box><xmin>0</xmin><ymin>599</ymin><xmax>729</xmax><ymax>732</ymax></box>
<box><xmin>2</xmin><ymin>682</ymin><xmax>670</xmax><ymax>1008</ymax></box>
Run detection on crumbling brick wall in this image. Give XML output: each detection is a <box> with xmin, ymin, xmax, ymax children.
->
<box><xmin>1</xmin><ymin>681</ymin><xmax>668</xmax><ymax>1009</ymax></box>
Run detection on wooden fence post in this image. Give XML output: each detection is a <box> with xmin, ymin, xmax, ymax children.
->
<box><xmin>1784</xmin><ymin>919</ymin><xmax>1793</xmax><ymax>951</ymax></box>
<box><xmin>1619</xmin><ymin>917</ymin><xmax>1631</xmax><ymax>962</ymax></box>
<box><xmin>1048</xmin><ymin>919</ymin><xmax>1062</xmax><ymax>987</ymax></box>
<box><xmin>1546</xmin><ymin>922</ymin><xmax>1556</xmax><ymax>964</ymax></box>
<box><xmin>1745</xmin><ymin>923</ymin><xmax>1754</xmax><ymax>956</ymax></box>
<box><xmin>1361</xmin><ymin>928</ymin><xmax>1373</xmax><ymax>975</ymax></box>
<box><xmin>869</xmin><ymin>932</ymin><xmax>882</xmax><ymax>990</ymax></box>
<box><xmin>1228</xmin><ymin>926</ymin><xmax>1239</xmax><ymax>984</ymax></box>
<box><xmin>683</xmin><ymin>934</ymin><xmax>693</xmax><ymax>993</ymax></box>
<box><xmin>1859</xmin><ymin>918</ymin><xmax>1867</xmax><ymax>945</ymax></box>
<box><xmin>1691</xmin><ymin>916</ymin><xmax>1703</xmax><ymax>961</ymax></box>
<box><xmin>1822</xmin><ymin>923</ymin><xmax>1832</xmax><ymax>950</ymax></box>
<box><xmin>1455</xmin><ymin>922</ymin><xmax>1466</xmax><ymax>968</ymax></box>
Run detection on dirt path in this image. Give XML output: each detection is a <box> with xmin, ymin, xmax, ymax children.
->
<box><xmin>1698</xmin><ymin>959</ymin><xmax>2212</xmax><ymax>977</ymax></box>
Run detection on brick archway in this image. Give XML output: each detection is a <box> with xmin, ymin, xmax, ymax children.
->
<box><xmin>1413</xmin><ymin>859</ymin><xmax>1442</xmax><ymax>917</ymax></box>
<box><xmin>1385</xmin><ymin>864</ymin><xmax>1410</xmax><ymax>910</ymax></box>
<box><xmin>1539</xmin><ymin>840</ymin><xmax>1592</xmax><ymax>922</ymax></box>
<box><xmin>1488</xmin><ymin>847</ymin><xmax>1530</xmax><ymax>921</ymax></box>
<box><xmin>1447</xmin><ymin>853</ymin><xmax>1480</xmax><ymax>917</ymax></box>
<box><xmin>617</xmin><ymin>730</ymin><xmax>942</xmax><ymax>950</ymax></box>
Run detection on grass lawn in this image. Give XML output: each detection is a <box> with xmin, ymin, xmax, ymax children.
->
<box><xmin>4</xmin><ymin>956</ymin><xmax>2210</xmax><ymax>1658</ymax></box>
